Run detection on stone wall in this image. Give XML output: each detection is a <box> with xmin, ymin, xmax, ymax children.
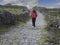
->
<box><xmin>43</xmin><ymin>12</ymin><xmax>60</xmax><ymax>45</ymax></box>
<box><xmin>0</xmin><ymin>10</ymin><xmax>29</xmax><ymax>25</ymax></box>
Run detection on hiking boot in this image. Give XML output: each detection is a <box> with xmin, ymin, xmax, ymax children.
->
<box><xmin>32</xmin><ymin>26</ymin><xmax>34</xmax><ymax>28</ymax></box>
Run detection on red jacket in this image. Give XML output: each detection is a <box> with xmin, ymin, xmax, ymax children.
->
<box><xmin>30</xmin><ymin>12</ymin><xmax>37</xmax><ymax>18</ymax></box>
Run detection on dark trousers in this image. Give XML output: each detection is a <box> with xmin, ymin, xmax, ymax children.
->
<box><xmin>32</xmin><ymin>18</ymin><xmax>36</xmax><ymax>27</ymax></box>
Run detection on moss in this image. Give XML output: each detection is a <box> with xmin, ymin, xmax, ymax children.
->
<box><xmin>55</xmin><ymin>33</ymin><xmax>60</xmax><ymax>38</ymax></box>
<box><xmin>0</xmin><ymin>25</ymin><xmax>9</xmax><ymax>34</ymax></box>
<box><xmin>45</xmin><ymin>37</ymin><xmax>54</xmax><ymax>43</ymax></box>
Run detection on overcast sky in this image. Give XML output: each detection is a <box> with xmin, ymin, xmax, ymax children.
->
<box><xmin>0</xmin><ymin>0</ymin><xmax>60</xmax><ymax>8</ymax></box>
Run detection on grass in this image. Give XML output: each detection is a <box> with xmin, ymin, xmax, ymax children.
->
<box><xmin>0</xmin><ymin>25</ymin><xmax>10</xmax><ymax>34</ymax></box>
<box><xmin>55</xmin><ymin>33</ymin><xmax>60</xmax><ymax>38</ymax></box>
<box><xmin>37</xmin><ymin>29</ymin><xmax>48</xmax><ymax>45</ymax></box>
<box><xmin>5</xmin><ymin>8</ymin><xmax>23</xmax><ymax>14</ymax></box>
<box><xmin>37</xmin><ymin>27</ymin><xmax>55</xmax><ymax>45</ymax></box>
<box><xmin>0</xmin><ymin>21</ymin><xmax>25</xmax><ymax>35</ymax></box>
<box><xmin>0</xmin><ymin>7</ymin><xmax>24</xmax><ymax>14</ymax></box>
<box><xmin>37</xmin><ymin>26</ymin><xmax>48</xmax><ymax>45</ymax></box>
<box><xmin>47</xmin><ymin>10</ymin><xmax>60</xmax><ymax>17</ymax></box>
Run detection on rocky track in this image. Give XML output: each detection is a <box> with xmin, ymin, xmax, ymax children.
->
<box><xmin>0</xmin><ymin>11</ymin><xmax>46</xmax><ymax>45</ymax></box>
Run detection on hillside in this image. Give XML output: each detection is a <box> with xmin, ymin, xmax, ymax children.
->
<box><xmin>0</xmin><ymin>5</ymin><xmax>29</xmax><ymax>14</ymax></box>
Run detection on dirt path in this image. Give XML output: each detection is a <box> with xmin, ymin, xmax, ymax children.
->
<box><xmin>0</xmin><ymin>11</ymin><xmax>46</xmax><ymax>45</ymax></box>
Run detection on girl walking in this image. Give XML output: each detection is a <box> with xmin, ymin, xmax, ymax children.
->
<box><xmin>30</xmin><ymin>10</ymin><xmax>37</xmax><ymax>27</ymax></box>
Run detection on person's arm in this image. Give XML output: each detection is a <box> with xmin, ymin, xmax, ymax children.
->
<box><xmin>29</xmin><ymin>12</ymin><xmax>32</xmax><ymax>16</ymax></box>
<box><xmin>29</xmin><ymin>12</ymin><xmax>31</xmax><ymax>16</ymax></box>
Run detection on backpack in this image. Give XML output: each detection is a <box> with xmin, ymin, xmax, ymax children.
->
<box><xmin>31</xmin><ymin>12</ymin><xmax>37</xmax><ymax>18</ymax></box>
